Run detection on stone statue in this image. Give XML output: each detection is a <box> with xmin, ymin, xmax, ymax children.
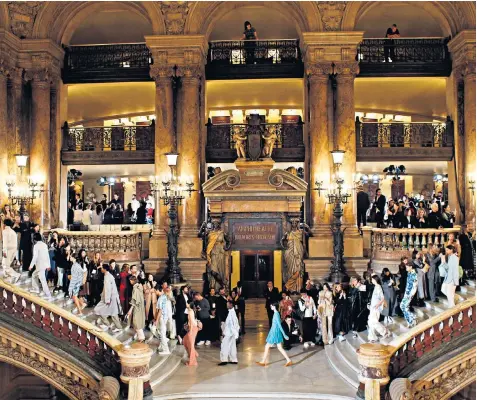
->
<box><xmin>86</xmin><ymin>188</ymin><xmax>96</xmax><ymax>203</ymax></box>
<box><xmin>281</xmin><ymin>218</ymin><xmax>310</xmax><ymax>293</ymax></box>
<box><xmin>232</xmin><ymin>127</ymin><xmax>247</xmax><ymax>159</ymax></box>
<box><xmin>261</xmin><ymin>126</ymin><xmax>278</xmax><ymax>158</ymax></box>
<box><xmin>199</xmin><ymin>217</ymin><xmax>231</xmax><ymax>290</ymax></box>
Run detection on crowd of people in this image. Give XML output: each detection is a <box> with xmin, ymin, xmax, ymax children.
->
<box><xmin>357</xmin><ymin>187</ymin><xmax>458</xmax><ymax>230</ymax></box>
<box><xmin>68</xmin><ymin>192</ymin><xmax>156</xmax><ymax>229</ymax></box>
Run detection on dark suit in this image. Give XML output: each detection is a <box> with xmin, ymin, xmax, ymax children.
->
<box><xmin>215</xmin><ymin>295</ymin><xmax>228</xmax><ymax>323</ymax></box>
<box><xmin>428</xmin><ymin>212</ymin><xmax>442</xmax><ymax>229</ymax></box>
<box><xmin>281</xmin><ymin>319</ymin><xmax>300</xmax><ymax>350</ymax></box>
<box><xmin>233</xmin><ymin>286</ymin><xmax>246</xmax><ymax>334</ymax></box>
<box><xmin>175</xmin><ymin>292</ymin><xmax>190</xmax><ymax>339</ymax></box>
<box><xmin>374</xmin><ymin>195</ymin><xmax>386</xmax><ymax>228</ymax></box>
<box><xmin>264</xmin><ymin>287</ymin><xmax>280</xmax><ymax>327</ymax></box>
<box><xmin>414</xmin><ymin>216</ymin><xmax>428</xmax><ymax>228</ymax></box>
<box><xmin>357</xmin><ymin>191</ymin><xmax>370</xmax><ymax>227</ymax></box>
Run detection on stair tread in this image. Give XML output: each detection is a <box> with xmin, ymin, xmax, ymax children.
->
<box><xmin>325</xmin><ymin>345</ymin><xmax>359</xmax><ymax>389</ymax></box>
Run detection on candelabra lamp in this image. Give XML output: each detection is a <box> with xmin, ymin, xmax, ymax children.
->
<box><xmin>6</xmin><ymin>174</ymin><xmax>45</xmax><ymax>219</ymax></box>
<box><xmin>150</xmin><ymin>153</ymin><xmax>197</xmax><ymax>284</ymax></box>
<box><xmin>327</xmin><ymin>150</ymin><xmax>351</xmax><ymax>283</ymax></box>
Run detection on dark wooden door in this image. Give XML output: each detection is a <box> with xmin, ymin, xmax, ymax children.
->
<box><xmin>391</xmin><ymin>180</ymin><xmax>405</xmax><ymax>201</ymax></box>
<box><xmin>240</xmin><ymin>251</ymin><xmax>273</xmax><ymax>298</ymax></box>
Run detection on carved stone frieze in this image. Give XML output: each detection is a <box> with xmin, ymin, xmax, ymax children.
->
<box><xmin>306</xmin><ymin>62</ymin><xmax>333</xmax><ymax>80</ymax></box>
<box><xmin>0</xmin><ymin>334</ymin><xmax>99</xmax><ymax>400</ymax></box>
<box><xmin>149</xmin><ymin>64</ymin><xmax>175</xmax><ymax>80</ymax></box>
<box><xmin>177</xmin><ymin>64</ymin><xmax>203</xmax><ymax>79</ymax></box>
<box><xmin>333</xmin><ymin>61</ymin><xmax>360</xmax><ymax>78</ymax></box>
<box><xmin>7</xmin><ymin>1</ymin><xmax>43</xmax><ymax>39</ymax></box>
<box><xmin>159</xmin><ymin>1</ymin><xmax>190</xmax><ymax>35</ymax></box>
<box><xmin>316</xmin><ymin>1</ymin><xmax>347</xmax><ymax>31</ymax></box>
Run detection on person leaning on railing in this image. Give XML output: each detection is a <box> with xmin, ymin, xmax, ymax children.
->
<box><xmin>242</xmin><ymin>21</ymin><xmax>258</xmax><ymax>64</ymax></box>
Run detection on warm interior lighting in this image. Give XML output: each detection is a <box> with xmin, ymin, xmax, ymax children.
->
<box><xmin>331</xmin><ymin>150</ymin><xmax>345</xmax><ymax>166</ymax></box>
<box><xmin>166</xmin><ymin>152</ymin><xmax>179</xmax><ymax>167</ymax></box>
<box><xmin>15</xmin><ymin>154</ymin><xmax>28</xmax><ymax>168</ymax></box>
<box><xmin>281</xmin><ymin>109</ymin><xmax>303</xmax><ymax>118</ymax></box>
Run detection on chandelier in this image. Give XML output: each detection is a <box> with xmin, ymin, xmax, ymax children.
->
<box><xmin>383</xmin><ymin>164</ymin><xmax>406</xmax><ymax>181</ymax></box>
<box><xmin>6</xmin><ymin>174</ymin><xmax>45</xmax><ymax>214</ymax></box>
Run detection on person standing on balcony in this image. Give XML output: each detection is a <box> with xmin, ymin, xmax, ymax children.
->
<box><xmin>100</xmin><ymin>194</ymin><xmax>108</xmax><ymax>210</ymax></box>
<box><xmin>384</xmin><ymin>24</ymin><xmax>400</xmax><ymax>62</ymax></box>
<box><xmin>440</xmin><ymin>245</ymin><xmax>460</xmax><ymax>307</ymax></box>
<box><xmin>2</xmin><ymin>218</ymin><xmax>21</xmax><ymax>283</ymax></box>
<box><xmin>357</xmin><ymin>185</ymin><xmax>370</xmax><ymax>230</ymax></box>
<box><xmin>242</xmin><ymin>21</ymin><xmax>258</xmax><ymax>64</ymax></box>
<box><xmin>29</xmin><ymin>233</ymin><xmax>52</xmax><ymax>300</ymax></box>
<box><xmin>94</xmin><ymin>264</ymin><xmax>122</xmax><ymax>333</ymax></box>
<box><xmin>374</xmin><ymin>189</ymin><xmax>386</xmax><ymax>228</ymax></box>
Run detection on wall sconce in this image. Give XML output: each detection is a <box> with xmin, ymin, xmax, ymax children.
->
<box><xmin>330</xmin><ymin>150</ymin><xmax>345</xmax><ymax>170</ymax></box>
<box><xmin>433</xmin><ymin>173</ymin><xmax>448</xmax><ymax>183</ymax></box>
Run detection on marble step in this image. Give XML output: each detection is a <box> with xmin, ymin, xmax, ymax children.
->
<box><xmin>324</xmin><ymin>344</ymin><xmax>360</xmax><ymax>389</ymax></box>
<box><xmin>152</xmin><ymin>393</ymin><xmax>354</xmax><ymax>400</ymax></box>
<box><xmin>333</xmin><ymin>337</ymin><xmax>360</xmax><ymax>373</ymax></box>
<box><xmin>150</xmin><ymin>345</ymin><xmax>185</xmax><ymax>388</ymax></box>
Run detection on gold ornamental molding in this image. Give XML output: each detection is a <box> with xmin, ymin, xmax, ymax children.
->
<box><xmin>0</xmin><ymin>326</ymin><xmax>100</xmax><ymax>400</ymax></box>
<box><xmin>411</xmin><ymin>347</ymin><xmax>476</xmax><ymax>400</ymax></box>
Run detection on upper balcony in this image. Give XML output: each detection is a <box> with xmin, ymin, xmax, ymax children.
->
<box><xmin>356</xmin><ymin>117</ymin><xmax>454</xmax><ymax>162</ymax></box>
<box><xmin>357</xmin><ymin>38</ymin><xmax>452</xmax><ymax>77</ymax></box>
<box><xmin>206</xmin><ymin>118</ymin><xmax>305</xmax><ymax>163</ymax></box>
<box><xmin>205</xmin><ymin>39</ymin><xmax>304</xmax><ymax>80</ymax></box>
<box><xmin>61</xmin><ymin>121</ymin><xmax>155</xmax><ymax>165</ymax></box>
<box><xmin>62</xmin><ymin>43</ymin><xmax>153</xmax><ymax>84</ymax></box>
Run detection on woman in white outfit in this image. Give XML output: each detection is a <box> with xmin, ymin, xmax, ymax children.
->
<box><xmin>165</xmin><ymin>287</ymin><xmax>177</xmax><ymax>339</ymax></box>
<box><xmin>368</xmin><ymin>274</ymin><xmax>391</xmax><ymax>343</ymax></box>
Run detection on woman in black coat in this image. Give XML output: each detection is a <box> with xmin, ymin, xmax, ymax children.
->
<box><xmin>333</xmin><ymin>283</ymin><xmax>350</xmax><ymax>342</ymax></box>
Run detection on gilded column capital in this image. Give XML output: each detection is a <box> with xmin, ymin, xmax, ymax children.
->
<box><xmin>150</xmin><ymin>64</ymin><xmax>175</xmax><ymax>81</ymax></box>
<box><xmin>306</xmin><ymin>62</ymin><xmax>333</xmax><ymax>81</ymax></box>
<box><xmin>9</xmin><ymin>67</ymin><xmax>23</xmax><ymax>86</ymax></box>
<box><xmin>177</xmin><ymin>64</ymin><xmax>203</xmax><ymax>81</ymax></box>
<box><xmin>28</xmin><ymin>69</ymin><xmax>50</xmax><ymax>88</ymax></box>
<box><xmin>0</xmin><ymin>59</ymin><xmax>11</xmax><ymax>79</ymax></box>
<box><xmin>333</xmin><ymin>61</ymin><xmax>359</xmax><ymax>79</ymax></box>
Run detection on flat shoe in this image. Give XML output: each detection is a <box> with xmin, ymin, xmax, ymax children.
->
<box><xmin>285</xmin><ymin>361</ymin><xmax>293</xmax><ymax>367</ymax></box>
<box><xmin>256</xmin><ymin>361</ymin><xmax>266</xmax><ymax>367</ymax></box>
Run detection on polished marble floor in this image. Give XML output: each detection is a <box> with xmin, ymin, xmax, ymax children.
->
<box><xmin>153</xmin><ymin>300</ymin><xmax>356</xmax><ymax>400</ymax></box>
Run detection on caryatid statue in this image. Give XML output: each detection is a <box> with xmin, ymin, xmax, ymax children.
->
<box><xmin>261</xmin><ymin>126</ymin><xmax>278</xmax><ymax>158</ymax></box>
<box><xmin>232</xmin><ymin>126</ymin><xmax>247</xmax><ymax>159</ymax></box>
<box><xmin>200</xmin><ymin>217</ymin><xmax>231</xmax><ymax>290</ymax></box>
<box><xmin>281</xmin><ymin>218</ymin><xmax>311</xmax><ymax>293</ymax></box>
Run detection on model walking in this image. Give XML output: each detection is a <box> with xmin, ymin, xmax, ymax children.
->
<box><xmin>183</xmin><ymin>300</ymin><xmax>200</xmax><ymax>366</ymax></box>
<box><xmin>400</xmin><ymin>262</ymin><xmax>418</xmax><ymax>328</ymax></box>
<box><xmin>256</xmin><ymin>302</ymin><xmax>292</xmax><ymax>367</ymax></box>
<box><xmin>367</xmin><ymin>275</ymin><xmax>391</xmax><ymax>342</ymax></box>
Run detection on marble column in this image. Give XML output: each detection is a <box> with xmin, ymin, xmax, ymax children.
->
<box><xmin>463</xmin><ymin>62</ymin><xmax>476</xmax><ymax>227</ymax></box>
<box><xmin>308</xmin><ymin>63</ymin><xmax>333</xmax><ymax>230</ymax></box>
<box><xmin>7</xmin><ymin>68</ymin><xmax>23</xmax><ymax>177</ymax></box>
<box><xmin>30</xmin><ymin>71</ymin><xmax>51</xmax><ymax>226</ymax></box>
<box><xmin>0</xmin><ymin>70</ymin><xmax>7</xmax><ymax>206</ymax></box>
<box><xmin>150</xmin><ymin>67</ymin><xmax>175</xmax><ymax>234</ymax></box>
<box><xmin>49</xmin><ymin>81</ymin><xmax>61</xmax><ymax>228</ymax></box>
<box><xmin>334</xmin><ymin>62</ymin><xmax>359</xmax><ymax>227</ymax></box>
<box><xmin>178</xmin><ymin>67</ymin><xmax>202</xmax><ymax>235</ymax></box>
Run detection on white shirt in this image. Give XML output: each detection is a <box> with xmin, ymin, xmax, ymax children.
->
<box><xmin>73</xmin><ymin>209</ymin><xmax>83</xmax><ymax>223</ymax></box>
<box><xmin>223</xmin><ymin>308</ymin><xmax>240</xmax><ymax>338</ymax></box>
<box><xmin>30</xmin><ymin>241</ymin><xmax>51</xmax><ymax>271</ymax></box>
<box><xmin>131</xmin><ymin>199</ymin><xmax>140</xmax><ymax>212</ymax></box>
<box><xmin>298</xmin><ymin>296</ymin><xmax>317</xmax><ymax>318</ymax></box>
<box><xmin>82</xmin><ymin>209</ymin><xmax>92</xmax><ymax>225</ymax></box>
<box><xmin>2</xmin><ymin>226</ymin><xmax>18</xmax><ymax>252</ymax></box>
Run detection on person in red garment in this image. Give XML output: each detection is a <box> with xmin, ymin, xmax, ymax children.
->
<box><xmin>183</xmin><ymin>300</ymin><xmax>201</xmax><ymax>366</ymax></box>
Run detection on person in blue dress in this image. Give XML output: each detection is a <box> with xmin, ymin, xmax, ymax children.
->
<box><xmin>256</xmin><ymin>302</ymin><xmax>293</xmax><ymax>367</ymax></box>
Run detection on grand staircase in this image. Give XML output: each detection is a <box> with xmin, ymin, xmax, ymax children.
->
<box><xmin>325</xmin><ymin>282</ymin><xmax>476</xmax><ymax>389</ymax></box>
<box><xmin>1</xmin><ymin>271</ymin><xmax>184</xmax><ymax>392</ymax></box>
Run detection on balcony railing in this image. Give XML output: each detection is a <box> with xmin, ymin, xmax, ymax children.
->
<box><xmin>61</xmin><ymin>121</ymin><xmax>155</xmax><ymax>164</ymax></box>
<box><xmin>62</xmin><ymin>43</ymin><xmax>153</xmax><ymax>83</ymax></box>
<box><xmin>206</xmin><ymin>120</ymin><xmax>305</xmax><ymax>163</ymax></box>
<box><xmin>356</xmin><ymin>119</ymin><xmax>454</xmax><ymax>161</ymax></box>
<box><xmin>206</xmin><ymin>39</ymin><xmax>304</xmax><ymax>79</ymax></box>
<box><xmin>357</xmin><ymin>37</ymin><xmax>452</xmax><ymax>76</ymax></box>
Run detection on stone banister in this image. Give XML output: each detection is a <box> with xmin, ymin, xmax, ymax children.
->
<box><xmin>357</xmin><ymin>296</ymin><xmax>476</xmax><ymax>399</ymax></box>
<box><xmin>362</xmin><ymin>226</ymin><xmax>461</xmax><ymax>263</ymax></box>
<box><xmin>0</xmin><ymin>278</ymin><xmax>153</xmax><ymax>400</ymax></box>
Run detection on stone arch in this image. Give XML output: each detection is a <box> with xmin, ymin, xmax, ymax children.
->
<box><xmin>185</xmin><ymin>1</ymin><xmax>322</xmax><ymax>41</ymax></box>
<box><xmin>341</xmin><ymin>1</ymin><xmax>473</xmax><ymax>37</ymax></box>
<box><xmin>33</xmin><ymin>1</ymin><xmax>165</xmax><ymax>45</ymax></box>
<box><xmin>0</xmin><ymin>327</ymin><xmax>101</xmax><ymax>400</ymax></box>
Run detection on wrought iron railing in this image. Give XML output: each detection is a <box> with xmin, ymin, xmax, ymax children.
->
<box><xmin>356</xmin><ymin>119</ymin><xmax>454</xmax><ymax>148</ymax></box>
<box><xmin>64</xmin><ymin>43</ymin><xmax>152</xmax><ymax>70</ymax></box>
<box><xmin>0</xmin><ymin>279</ymin><xmax>123</xmax><ymax>377</ymax></box>
<box><xmin>63</xmin><ymin>43</ymin><xmax>152</xmax><ymax>83</ymax></box>
<box><xmin>206</xmin><ymin>121</ymin><xmax>304</xmax><ymax>150</ymax></box>
<box><xmin>62</xmin><ymin>121</ymin><xmax>155</xmax><ymax>152</ymax></box>
<box><xmin>208</xmin><ymin>39</ymin><xmax>301</xmax><ymax>65</ymax></box>
<box><xmin>358</xmin><ymin>38</ymin><xmax>450</xmax><ymax>64</ymax></box>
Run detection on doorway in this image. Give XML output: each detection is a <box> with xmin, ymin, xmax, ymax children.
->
<box><xmin>240</xmin><ymin>251</ymin><xmax>274</xmax><ymax>298</ymax></box>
